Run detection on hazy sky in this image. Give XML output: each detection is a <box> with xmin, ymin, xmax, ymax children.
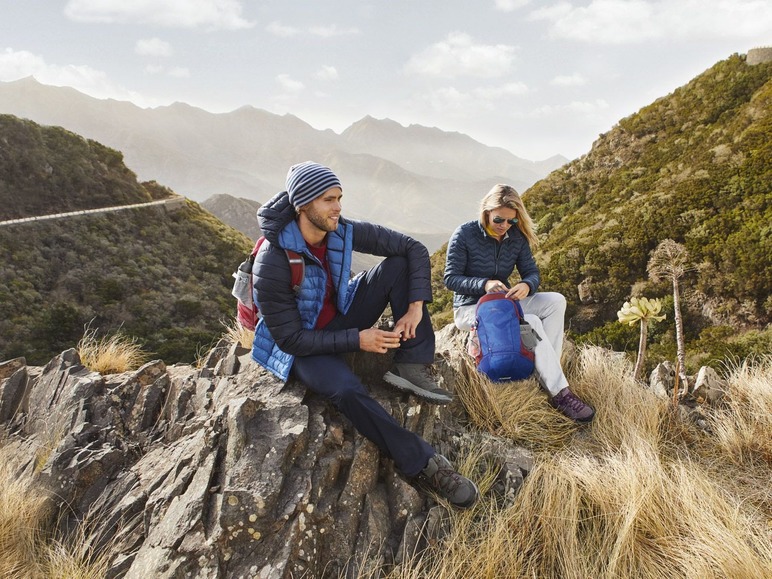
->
<box><xmin>0</xmin><ymin>1</ymin><xmax>770</xmax><ymax>161</ymax></box>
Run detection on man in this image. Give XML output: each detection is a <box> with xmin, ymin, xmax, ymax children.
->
<box><xmin>250</xmin><ymin>161</ymin><xmax>479</xmax><ymax>509</ymax></box>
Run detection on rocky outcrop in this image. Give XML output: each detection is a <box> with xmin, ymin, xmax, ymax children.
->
<box><xmin>747</xmin><ymin>47</ymin><xmax>772</xmax><ymax>65</ymax></box>
<box><xmin>647</xmin><ymin>361</ymin><xmax>728</xmax><ymax>430</ymax></box>
<box><xmin>0</xmin><ymin>328</ymin><xmax>531</xmax><ymax>578</ymax></box>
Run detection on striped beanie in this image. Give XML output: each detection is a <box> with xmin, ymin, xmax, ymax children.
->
<box><xmin>286</xmin><ymin>161</ymin><xmax>342</xmax><ymax>209</ymax></box>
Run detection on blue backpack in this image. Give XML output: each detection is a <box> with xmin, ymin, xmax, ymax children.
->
<box><xmin>470</xmin><ymin>293</ymin><xmax>539</xmax><ymax>382</ymax></box>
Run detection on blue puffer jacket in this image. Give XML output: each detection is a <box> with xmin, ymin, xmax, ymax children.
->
<box><xmin>251</xmin><ymin>190</ymin><xmax>433</xmax><ymax>381</ymax></box>
<box><xmin>444</xmin><ymin>220</ymin><xmax>540</xmax><ymax>308</ymax></box>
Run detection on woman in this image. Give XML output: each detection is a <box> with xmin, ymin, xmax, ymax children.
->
<box><xmin>444</xmin><ymin>184</ymin><xmax>594</xmax><ymax>423</ymax></box>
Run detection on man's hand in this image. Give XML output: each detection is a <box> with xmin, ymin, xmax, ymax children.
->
<box><xmin>359</xmin><ymin>328</ymin><xmax>402</xmax><ymax>353</ymax></box>
<box><xmin>393</xmin><ymin>301</ymin><xmax>423</xmax><ymax>341</ymax></box>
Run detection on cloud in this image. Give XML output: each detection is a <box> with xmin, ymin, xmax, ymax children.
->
<box><xmin>308</xmin><ymin>25</ymin><xmax>361</xmax><ymax>38</ymax></box>
<box><xmin>64</xmin><ymin>0</ymin><xmax>254</xmax><ymax>30</ymax></box>
<box><xmin>135</xmin><ymin>38</ymin><xmax>173</xmax><ymax>57</ymax></box>
<box><xmin>266</xmin><ymin>21</ymin><xmax>298</xmax><ymax>37</ymax></box>
<box><xmin>493</xmin><ymin>0</ymin><xmax>531</xmax><ymax>12</ymax></box>
<box><xmin>314</xmin><ymin>65</ymin><xmax>339</xmax><ymax>81</ymax></box>
<box><xmin>417</xmin><ymin>81</ymin><xmax>529</xmax><ymax>114</ymax></box>
<box><xmin>422</xmin><ymin>87</ymin><xmax>474</xmax><ymax>112</ymax></box>
<box><xmin>169</xmin><ymin>67</ymin><xmax>190</xmax><ymax>78</ymax></box>
<box><xmin>405</xmin><ymin>32</ymin><xmax>516</xmax><ymax>78</ymax></box>
<box><xmin>526</xmin><ymin>99</ymin><xmax>610</xmax><ymax>118</ymax></box>
<box><xmin>529</xmin><ymin>0</ymin><xmax>772</xmax><ymax>44</ymax></box>
<box><xmin>550</xmin><ymin>73</ymin><xmax>586</xmax><ymax>87</ymax></box>
<box><xmin>0</xmin><ymin>47</ymin><xmax>154</xmax><ymax>104</ymax></box>
<box><xmin>276</xmin><ymin>73</ymin><xmax>304</xmax><ymax>93</ymax></box>
<box><xmin>474</xmin><ymin>82</ymin><xmax>529</xmax><ymax>99</ymax></box>
<box><xmin>267</xmin><ymin>21</ymin><xmax>359</xmax><ymax>39</ymax></box>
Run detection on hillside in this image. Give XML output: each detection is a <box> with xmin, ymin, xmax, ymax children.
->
<box><xmin>201</xmin><ymin>193</ymin><xmax>264</xmax><ymax>242</ymax></box>
<box><xmin>0</xmin><ymin>115</ymin><xmax>168</xmax><ymax>220</ymax></box>
<box><xmin>431</xmin><ymin>53</ymin><xmax>771</xmax><ymax>374</ymax></box>
<box><xmin>0</xmin><ymin>116</ymin><xmax>253</xmax><ymax>365</ymax></box>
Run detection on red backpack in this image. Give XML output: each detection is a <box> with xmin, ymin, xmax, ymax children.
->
<box><xmin>233</xmin><ymin>237</ymin><xmax>305</xmax><ymax>331</ymax></box>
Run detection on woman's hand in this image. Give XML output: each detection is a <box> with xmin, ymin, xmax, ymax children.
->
<box><xmin>505</xmin><ymin>282</ymin><xmax>530</xmax><ymax>300</ymax></box>
<box><xmin>485</xmin><ymin>279</ymin><xmax>508</xmax><ymax>293</ymax></box>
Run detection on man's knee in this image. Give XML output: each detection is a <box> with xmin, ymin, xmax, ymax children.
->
<box><xmin>328</xmin><ymin>374</ymin><xmax>368</xmax><ymax>406</ymax></box>
<box><xmin>377</xmin><ymin>255</ymin><xmax>408</xmax><ymax>277</ymax></box>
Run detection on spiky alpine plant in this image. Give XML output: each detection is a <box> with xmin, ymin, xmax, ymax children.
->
<box><xmin>618</xmin><ymin>297</ymin><xmax>666</xmax><ymax>382</ymax></box>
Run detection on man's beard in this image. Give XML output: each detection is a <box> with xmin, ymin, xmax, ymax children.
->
<box><xmin>305</xmin><ymin>205</ymin><xmax>338</xmax><ymax>233</ymax></box>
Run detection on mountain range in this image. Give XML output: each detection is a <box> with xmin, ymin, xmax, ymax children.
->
<box><xmin>0</xmin><ymin>77</ymin><xmax>566</xmax><ymax>250</ymax></box>
<box><xmin>1</xmin><ymin>52</ymin><xmax>769</xmax><ymax>373</ymax></box>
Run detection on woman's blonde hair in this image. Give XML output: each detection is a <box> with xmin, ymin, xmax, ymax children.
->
<box><xmin>479</xmin><ymin>184</ymin><xmax>538</xmax><ymax>247</ymax></box>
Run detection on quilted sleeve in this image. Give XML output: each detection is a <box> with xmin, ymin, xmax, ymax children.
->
<box><xmin>444</xmin><ymin>225</ymin><xmax>488</xmax><ymax>296</ymax></box>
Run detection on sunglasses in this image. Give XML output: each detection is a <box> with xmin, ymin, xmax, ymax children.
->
<box><xmin>492</xmin><ymin>216</ymin><xmax>518</xmax><ymax>225</ymax></box>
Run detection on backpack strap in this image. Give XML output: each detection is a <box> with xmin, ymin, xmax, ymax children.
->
<box><xmin>251</xmin><ymin>236</ymin><xmax>267</xmax><ymax>257</ymax></box>
<box><xmin>513</xmin><ymin>299</ymin><xmax>526</xmax><ymax>321</ymax></box>
<box><xmin>285</xmin><ymin>250</ymin><xmax>305</xmax><ymax>293</ymax></box>
<box><xmin>252</xmin><ymin>237</ymin><xmax>304</xmax><ymax>293</ymax></box>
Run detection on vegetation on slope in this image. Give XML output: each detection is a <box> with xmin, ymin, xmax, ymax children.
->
<box><xmin>0</xmin><ymin>200</ymin><xmax>251</xmax><ymax>365</ymax></box>
<box><xmin>0</xmin><ymin>115</ymin><xmax>253</xmax><ymax>365</ymax></box>
<box><xmin>0</xmin><ymin>114</ymin><xmax>167</xmax><ymax>220</ymax></box>
<box><xmin>528</xmin><ymin>54</ymin><xmax>770</xmax><ymax>327</ymax></box>
<box><xmin>431</xmin><ymin>54</ymin><xmax>771</xmax><ymax>376</ymax></box>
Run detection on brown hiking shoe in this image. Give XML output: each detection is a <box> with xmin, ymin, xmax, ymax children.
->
<box><xmin>550</xmin><ymin>387</ymin><xmax>595</xmax><ymax>423</ymax></box>
<box><xmin>383</xmin><ymin>363</ymin><xmax>453</xmax><ymax>405</ymax></box>
<box><xmin>416</xmin><ymin>454</ymin><xmax>479</xmax><ymax>509</ymax></box>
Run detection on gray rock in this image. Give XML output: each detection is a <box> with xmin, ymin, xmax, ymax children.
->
<box><xmin>692</xmin><ymin>366</ymin><xmax>728</xmax><ymax>405</ymax></box>
<box><xmin>1</xmin><ymin>329</ymin><xmax>534</xmax><ymax>578</ymax></box>
<box><xmin>649</xmin><ymin>362</ymin><xmax>675</xmax><ymax>399</ymax></box>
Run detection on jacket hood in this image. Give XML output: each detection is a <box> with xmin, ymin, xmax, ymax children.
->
<box><xmin>257</xmin><ymin>191</ymin><xmax>296</xmax><ymax>246</ymax></box>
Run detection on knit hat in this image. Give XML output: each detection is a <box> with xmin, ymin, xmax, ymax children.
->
<box><xmin>286</xmin><ymin>161</ymin><xmax>342</xmax><ymax>209</ymax></box>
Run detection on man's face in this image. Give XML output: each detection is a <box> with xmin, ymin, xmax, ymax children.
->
<box><xmin>301</xmin><ymin>187</ymin><xmax>342</xmax><ymax>233</ymax></box>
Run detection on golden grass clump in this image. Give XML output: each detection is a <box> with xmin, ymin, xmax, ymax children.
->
<box><xmin>0</xmin><ymin>443</ymin><xmax>114</xmax><ymax>578</ymax></box>
<box><xmin>707</xmin><ymin>355</ymin><xmax>772</xmax><ymax>467</ymax></box>
<box><xmin>452</xmin><ymin>355</ymin><xmax>577</xmax><ymax>452</ymax></box>
<box><xmin>0</xmin><ymin>454</ymin><xmax>50</xmax><ymax>578</ymax></box>
<box><xmin>572</xmin><ymin>345</ymin><xmax>667</xmax><ymax>452</ymax></box>
<box><xmin>77</xmin><ymin>326</ymin><xmax>148</xmax><ymax>374</ymax></box>
<box><xmin>221</xmin><ymin>316</ymin><xmax>255</xmax><ymax>349</ymax></box>
<box><xmin>364</xmin><ymin>345</ymin><xmax>772</xmax><ymax>579</ymax></box>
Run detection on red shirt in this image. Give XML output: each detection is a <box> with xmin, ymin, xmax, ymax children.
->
<box><xmin>307</xmin><ymin>241</ymin><xmax>336</xmax><ymax>329</ymax></box>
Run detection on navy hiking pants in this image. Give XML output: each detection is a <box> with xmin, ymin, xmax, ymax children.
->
<box><xmin>290</xmin><ymin>256</ymin><xmax>435</xmax><ymax>477</ymax></box>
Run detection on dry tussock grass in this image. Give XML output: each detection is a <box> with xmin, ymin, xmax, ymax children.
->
<box><xmin>708</xmin><ymin>356</ymin><xmax>772</xmax><ymax>465</ymax></box>
<box><xmin>221</xmin><ymin>316</ymin><xmax>255</xmax><ymax>349</ymax></box>
<box><xmin>452</xmin><ymin>355</ymin><xmax>577</xmax><ymax>452</ymax></box>
<box><xmin>77</xmin><ymin>325</ymin><xmax>148</xmax><ymax>374</ymax></box>
<box><xmin>357</xmin><ymin>346</ymin><xmax>772</xmax><ymax>579</ymax></box>
<box><xmin>39</xmin><ymin>508</ymin><xmax>114</xmax><ymax>579</ymax></box>
<box><xmin>0</xmin><ymin>444</ymin><xmax>114</xmax><ymax>578</ymax></box>
<box><xmin>0</xmin><ymin>455</ymin><xmax>49</xmax><ymax>578</ymax></box>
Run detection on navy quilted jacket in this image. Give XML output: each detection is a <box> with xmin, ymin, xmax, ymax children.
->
<box><xmin>250</xmin><ymin>190</ymin><xmax>433</xmax><ymax>381</ymax></box>
<box><xmin>444</xmin><ymin>220</ymin><xmax>540</xmax><ymax>308</ymax></box>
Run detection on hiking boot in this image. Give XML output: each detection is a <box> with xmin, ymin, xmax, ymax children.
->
<box><xmin>550</xmin><ymin>387</ymin><xmax>595</xmax><ymax>423</ymax></box>
<box><xmin>416</xmin><ymin>454</ymin><xmax>480</xmax><ymax>509</ymax></box>
<box><xmin>383</xmin><ymin>363</ymin><xmax>453</xmax><ymax>405</ymax></box>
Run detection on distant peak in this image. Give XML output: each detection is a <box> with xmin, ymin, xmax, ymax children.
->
<box><xmin>352</xmin><ymin>115</ymin><xmax>400</xmax><ymax>127</ymax></box>
<box><xmin>6</xmin><ymin>75</ymin><xmax>41</xmax><ymax>85</ymax></box>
